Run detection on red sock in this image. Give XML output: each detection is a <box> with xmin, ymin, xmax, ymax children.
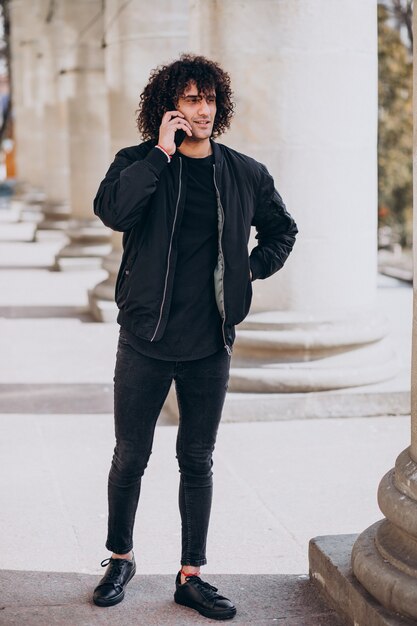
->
<box><xmin>181</xmin><ymin>568</ymin><xmax>201</xmax><ymax>579</ymax></box>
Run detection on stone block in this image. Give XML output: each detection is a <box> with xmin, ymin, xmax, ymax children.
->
<box><xmin>309</xmin><ymin>534</ymin><xmax>416</xmax><ymax>626</ymax></box>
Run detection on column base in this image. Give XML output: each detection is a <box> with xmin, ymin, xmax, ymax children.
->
<box><xmin>12</xmin><ymin>185</ymin><xmax>46</xmax><ymax>222</ymax></box>
<box><xmin>53</xmin><ymin>218</ymin><xmax>112</xmax><ymax>271</ymax></box>
<box><xmin>229</xmin><ymin>340</ymin><xmax>398</xmax><ymax>392</ymax></box>
<box><xmin>236</xmin><ymin>309</ymin><xmax>390</xmax><ymax>361</ymax></box>
<box><xmin>230</xmin><ymin>310</ymin><xmax>398</xmax><ymax>393</ymax></box>
<box><xmin>352</xmin><ymin>521</ymin><xmax>417</xmax><ymax>622</ymax></box>
<box><xmin>11</xmin><ymin>196</ymin><xmax>44</xmax><ymax>224</ymax></box>
<box><xmin>88</xmin><ymin>248</ymin><xmax>122</xmax><ymax>322</ymax></box>
<box><xmin>88</xmin><ymin>288</ymin><xmax>118</xmax><ymax>322</ymax></box>
<box><xmin>36</xmin><ymin>201</ymin><xmax>71</xmax><ymax>232</ymax></box>
<box><xmin>165</xmin><ymin>382</ymin><xmax>409</xmax><ymax>422</ymax></box>
<box><xmin>54</xmin><ymin>255</ymin><xmax>108</xmax><ymax>271</ymax></box>
<box><xmin>350</xmin><ymin>448</ymin><xmax>417</xmax><ymax>621</ymax></box>
<box><xmin>164</xmin><ymin>308</ymin><xmax>403</xmax><ymax>420</ymax></box>
<box><xmin>309</xmin><ymin>534</ymin><xmax>416</xmax><ymax>626</ymax></box>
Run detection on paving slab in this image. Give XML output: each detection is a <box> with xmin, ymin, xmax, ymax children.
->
<box><xmin>0</xmin><ymin>571</ymin><xmax>346</xmax><ymax>626</ymax></box>
<box><xmin>0</xmin><ymin>414</ymin><xmax>410</xmax><ymax>576</ymax></box>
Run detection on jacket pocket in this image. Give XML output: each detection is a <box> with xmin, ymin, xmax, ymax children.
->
<box><xmin>241</xmin><ymin>278</ymin><xmax>253</xmax><ymax>323</ymax></box>
<box><xmin>115</xmin><ymin>253</ymin><xmax>136</xmax><ymax>308</ymax></box>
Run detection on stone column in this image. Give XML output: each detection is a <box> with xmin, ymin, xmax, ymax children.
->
<box><xmin>35</xmin><ymin>0</ymin><xmax>71</xmax><ymax>232</ymax></box>
<box><xmin>189</xmin><ymin>0</ymin><xmax>397</xmax><ymax>407</ymax></box>
<box><xmin>89</xmin><ymin>0</ymin><xmax>189</xmax><ymax>320</ymax></box>
<box><xmin>54</xmin><ymin>0</ymin><xmax>111</xmax><ymax>270</ymax></box>
<box><xmin>349</xmin><ymin>6</ymin><xmax>417</xmax><ymax>620</ymax></box>
<box><xmin>9</xmin><ymin>0</ymin><xmax>46</xmax><ymax>209</ymax></box>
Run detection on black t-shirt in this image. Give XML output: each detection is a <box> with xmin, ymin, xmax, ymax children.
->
<box><xmin>122</xmin><ymin>152</ymin><xmax>224</xmax><ymax>360</ymax></box>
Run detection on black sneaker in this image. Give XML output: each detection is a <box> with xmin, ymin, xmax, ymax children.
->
<box><xmin>93</xmin><ymin>552</ymin><xmax>136</xmax><ymax>607</ymax></box>
<box><xmin>174</xmin><ymin>571</ymin><xmax>237</xmax><ymax>620</ymax></box>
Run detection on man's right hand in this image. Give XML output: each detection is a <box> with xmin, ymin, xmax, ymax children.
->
<box><xmin>158</xmin><ymin>111</ymin><xmax>192</xmax><ymax>156</ymax></box>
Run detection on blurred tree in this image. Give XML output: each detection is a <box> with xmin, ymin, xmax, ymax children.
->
<box><xmin>378</xmin><ymin>1</ymin><xmax>413</xmax><ymax>247</ymax></box>
<box><xmin>390</xmin><ymin>0</ymin><xmax>413</xmax><ymax>51</ymax></box>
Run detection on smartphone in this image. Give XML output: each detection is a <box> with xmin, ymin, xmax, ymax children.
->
<box><xmin>174</xmin><ymin>128</ymin><xmax>187</xmax><ymax>148</ymax></box>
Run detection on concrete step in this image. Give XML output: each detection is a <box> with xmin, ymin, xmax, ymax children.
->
<box><xmin>309</xmin><ymin>534</ymin><xmax>416</xmax><ymax>626</ymax></box>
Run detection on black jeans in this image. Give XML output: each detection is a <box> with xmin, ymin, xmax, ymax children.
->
<box><xmin>105</xmin><ymin>331</ymin><xmax>231</xmax><ymax>566</ymax></box>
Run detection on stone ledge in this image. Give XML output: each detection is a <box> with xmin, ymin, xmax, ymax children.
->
<box><xmin>309</xmin><ymin>534</ymin><xmax>416</xmax><ymax>626</ymax></box>
<box><xmin>166</xmin><ymin>386</ymin><xmax>409</xmax><ymax>422</ymax></box>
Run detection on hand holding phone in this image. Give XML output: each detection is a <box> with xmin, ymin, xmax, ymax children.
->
<box><xmin>174</xmin><ymin>128</ymin><xmax>187</xmax><ymax>148</ymax></box>
<box><xmin>158</xmin><ymin>111</ymin><xmax>192</xmax><ymax>156</ymax></box>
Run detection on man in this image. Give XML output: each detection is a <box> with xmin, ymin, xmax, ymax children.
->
<box><xmin>92</xmin><ymin>54</ymin><xmax>298</xmax><ymax>620</ymax></box>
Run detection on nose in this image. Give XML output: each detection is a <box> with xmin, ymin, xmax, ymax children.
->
<box><xmin>197</xmin><ymin>98</ymin><xmax>210</xmax><ymax>116</ymax></box>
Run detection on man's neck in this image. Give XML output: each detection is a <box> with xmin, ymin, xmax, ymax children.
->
<box><xmin>178</xmin><ymin>138</ymin><xmax>212</xmax><ymax>158</ymax></box>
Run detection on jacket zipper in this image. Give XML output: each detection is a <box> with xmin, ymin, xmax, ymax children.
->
<box><xmin>213</xmin><ymin>164</ymin><xmax>232</xmax><ymax>356</ymax></box>
<box><xmin>150</xmin><ymin>157</ymin><xmax>182</xmax><ymax>342</ymax></box>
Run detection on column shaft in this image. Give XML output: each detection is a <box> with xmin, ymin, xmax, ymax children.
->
<box><xmin>9</xmin><ymin>0</ymin><xmax>46</xmax><ymax>191</ymax></box>
<box><xmin>350</xmin><ymin>4</ymin><xmax>417</xmax><ymax>620</ymax></box>
<box><xmin>54</xmin><ymin>0</ymin><xmax>111</xmax><ymax>270</ymax></box>
<box><xmin>36</xmin><ymin>0</ymin><xmax>71</xmax><ymax>231</ymax></box>
<box><xmin>89</xmin><ymin>0</ymin><xmax>189</xmax><ymax>319</ymax></box>
<box><xmin>188</xmin><ymin>0</ymin><xmax>396</xmax><ymax>400</ymax></box>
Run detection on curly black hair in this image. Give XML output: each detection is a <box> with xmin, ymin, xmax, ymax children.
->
<box><xmin>136</xmin><ymin>54</ymin><xmax>235</xmax><ymax>141</ymax></box>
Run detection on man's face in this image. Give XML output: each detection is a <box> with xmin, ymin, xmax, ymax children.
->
<box><xmin>176</xmin><ymin>81</ymin><xmax>217</xmax><ymax>141</ymax></box>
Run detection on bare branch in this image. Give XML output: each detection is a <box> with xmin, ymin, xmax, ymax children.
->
<box><xmin>382</xmin><ymin>0</ymin><xmax>413</xmax><ymax>51</ymax></box>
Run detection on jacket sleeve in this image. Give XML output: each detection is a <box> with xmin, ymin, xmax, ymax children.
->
<box><xmin>249</xmin><ymin>164</ymin><xmax>298</xmax><ymax>280</ymax></box>
<box><xmin>93</xmin><ymin>146</ymin><xmax>170</xmax><ymax>232</ymax></box>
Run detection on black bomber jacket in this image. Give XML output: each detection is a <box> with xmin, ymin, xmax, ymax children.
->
<box><xmin>93</xmin><ymin>139</ymin><xmax>298</xmax><ymax>353</ymax></box>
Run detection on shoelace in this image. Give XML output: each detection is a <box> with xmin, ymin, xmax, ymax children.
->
<box><xmin>185</xmin><ymin>575</ymin><xmax>221</xmax><ymax>602</ymax></box>
<box><xmin>99</xmin><ymin>558</ymin><xmax>127</xmax><ymax>585</ymax></box>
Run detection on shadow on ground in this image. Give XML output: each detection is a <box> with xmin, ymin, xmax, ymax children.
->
<box><xmin>0</xmin><ymin>571</ymin><xmax>346</xmax><ymax>625</ymax></box>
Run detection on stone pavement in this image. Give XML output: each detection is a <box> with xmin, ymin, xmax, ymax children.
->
<box><xmin>0</xmin><ymin>572</ymin><xmax>347</xmax><ymax>625</ymax></box>
<box><xmin>0</xmin><ymin>211</ymin><xmax>412</xmax><ymax>624</ymax></box>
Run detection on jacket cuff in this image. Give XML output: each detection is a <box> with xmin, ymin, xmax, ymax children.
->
<box><xmin>249</xmin><ymin>256</ymin><xmax>263</xmax><ymax>281</ymax></box>
<box><xmin>145</xmin><ymin>146</ymin><xmax>171</xmax><ymax>176</ymax></box>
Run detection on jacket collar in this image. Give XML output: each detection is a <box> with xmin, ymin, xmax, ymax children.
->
<box><xmin>168</xmin><ymin>138</ymin><xmax>223</xmax><ymax>164</ymax></box>
<box><xmin>144</xmin><ymin>137</ymin><xmax>224</xmax><ymax>171</ymax></box>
